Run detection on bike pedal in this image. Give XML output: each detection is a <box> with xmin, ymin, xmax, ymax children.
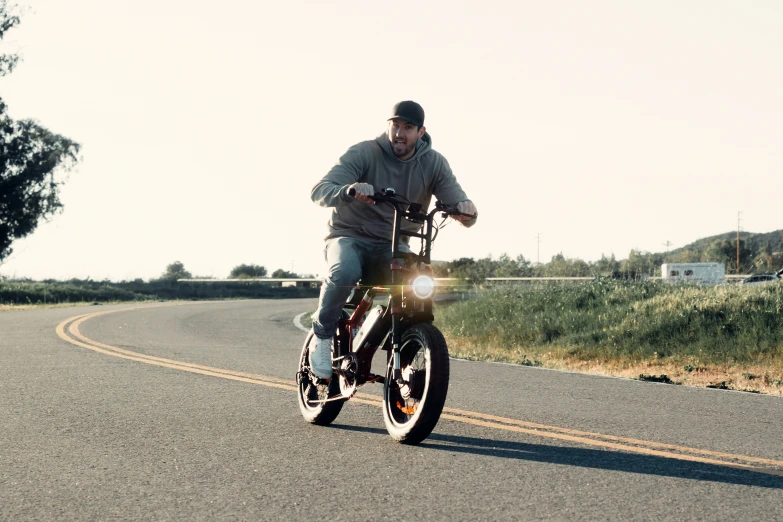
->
<box><xmin>366</xmin><ymin>373</ymin><xmax>385</xmax><ymax>384</ymax></box>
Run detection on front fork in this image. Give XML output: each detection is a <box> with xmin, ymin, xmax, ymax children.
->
<box><xmin>390</xmin><ymin>260</ymin><xmax>404</xmax><ymax>384</ymax></box>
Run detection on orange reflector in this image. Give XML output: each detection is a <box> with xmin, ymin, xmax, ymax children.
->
<box><xmin>396</xmin><ymin>401</ymin><xmax>417</xmax><ymax>415</ymax></box>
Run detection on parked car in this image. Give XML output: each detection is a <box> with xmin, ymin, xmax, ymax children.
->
<box><xmin>741</xmin><ymin>271</ymin><xmax>782</xmax><ymax>285</ymax></box>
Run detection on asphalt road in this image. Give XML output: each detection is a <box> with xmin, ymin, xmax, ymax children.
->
<box><xmin>1</xmin><ymin>299</ymin><xmax>782</xmax><ymax>521</ymax></box>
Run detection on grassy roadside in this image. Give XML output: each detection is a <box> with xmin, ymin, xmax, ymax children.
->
<box><xmin>0</xmin><ymin>279</ymin><xmax>318</xmax><ymax>307</ymax></box>
<box><xmin>435</xmin><ymin>280</ymin><xmax>783</xmax><ymax>395</ymax></box>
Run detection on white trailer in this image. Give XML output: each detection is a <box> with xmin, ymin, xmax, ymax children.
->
<box><xmin>661</xmin><ymin>263</ymin><xmax>725</xmax><ymax>284</ymax></box>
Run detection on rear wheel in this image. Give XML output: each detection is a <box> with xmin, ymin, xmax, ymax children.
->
<box><xmin>296</xmin><ymin>329</ymin><xmax>345</xmax><ymax>425</ymax></box>
<box><xmin>382</xmin><ymin>323</ymin><xmax>449</xmax><ymax>444</ymax></box>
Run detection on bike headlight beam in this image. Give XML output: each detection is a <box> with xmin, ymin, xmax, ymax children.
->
<box><xmin>410</xmin><ymin>275</ymin><xmax>436</xmax><ymax>299</ymax></box>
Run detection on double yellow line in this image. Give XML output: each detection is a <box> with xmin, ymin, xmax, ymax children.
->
<box><xmin>56</xmin><ymin>304</ymin><xmax>783</xmax><ymax>477</ymax></box>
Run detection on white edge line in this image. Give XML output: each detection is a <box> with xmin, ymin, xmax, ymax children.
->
<box><xmin>294</xmin><ymin>311</ymin><xmax>310</xmax><ymax>333</ymax></box>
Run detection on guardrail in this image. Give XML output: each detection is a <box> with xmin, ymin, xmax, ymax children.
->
<box><xmin>181</xmin><ymin>278</ymin><xmax>322</xmax><ymax>283</ymax></box>
<box><xmin>179</xmin><ymin>276</ymin><xmax>753</xmax><ymax>285</ymax></box>
<box><xmin>177</xmin><ymin>277</ymin><xmax>592</xmax><ymax>284</ymax></box>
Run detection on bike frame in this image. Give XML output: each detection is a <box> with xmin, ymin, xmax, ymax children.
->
<box><xmin>332</xmin><ymin>190</ymin><xmax>450</xmax><ymax>388</ymax></box>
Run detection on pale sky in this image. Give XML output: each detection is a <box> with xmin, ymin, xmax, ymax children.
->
<box><xmin>1</xmin><ymin>0</ymin><xmax>781</xmax><ymax>281</ymax></box>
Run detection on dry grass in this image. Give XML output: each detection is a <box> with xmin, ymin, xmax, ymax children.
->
<box><xmin>446</xmin><ymin>336</ymin><xmax>783</xmax><ymax>396</ymax></box>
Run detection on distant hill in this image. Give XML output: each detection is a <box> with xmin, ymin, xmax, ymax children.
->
<box><xmin>656</xmin><ymin>229</ymin><xmax>783</xmax><ymax>273</ymax></box>
<box><xmin>667</xmin><ymin>229</ymin><xmax>783</xmax><ymax>257</ymax></box>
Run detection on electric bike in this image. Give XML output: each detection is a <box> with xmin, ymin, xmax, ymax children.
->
<box><xmin>296</xmin><ymin>188</ymin><xmax>475</xmax><ymax>444</ymax></box>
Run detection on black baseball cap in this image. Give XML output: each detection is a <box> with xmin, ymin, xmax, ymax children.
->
<box><xmin>388</xmin><ymin>101</ymin><xmax>425</xmax><ymax>127</ymax></box>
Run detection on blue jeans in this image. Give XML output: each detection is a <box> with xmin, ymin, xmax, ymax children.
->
<box><xmin>312</xmin><ymin>237</ymin><xmax>411</xmax><ymax>339</ymax></box>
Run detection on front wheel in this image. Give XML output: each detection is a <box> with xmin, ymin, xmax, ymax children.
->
<box><xmin>296</xmin><ymin>330</ymin><xmax>345</xmax><ymax>425</ymax></box>
<box><xmin>382</xmin><ymin>323</ymin><xmax>450</xmax><ymax>444</ymax></box>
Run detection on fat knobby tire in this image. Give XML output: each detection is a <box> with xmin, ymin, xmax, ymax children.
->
<box><xmin>382</xmin><ymin>322</ymin><xmax>450</xmax><ymax>444</ymax></box>
<box><xmin>296</xmin><ymin>330</ymin><xmax>345</xmax><ymax>425</ymax></box>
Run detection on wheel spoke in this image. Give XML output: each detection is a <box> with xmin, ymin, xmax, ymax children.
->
<box><xmin>297</xmin><ymin>330</ymin><xmax>347</xmax><ymax>426</ymax></box>
<box><xmin>388</xmin><ymin>341</ymin><xmax>428</xmax><ymax>424</ymax></box>
<box><xmin>382</xmin><ymin>323</ymin><xmax>449</xmax><ymax>444</ymax></box>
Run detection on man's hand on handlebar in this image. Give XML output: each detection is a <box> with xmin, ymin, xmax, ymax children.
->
<box><xmin>453</xmin><ymin>201</ymin><xmax>477</xmax><ymax>224</ymax></box>
<box><xmin>348</xmin><ymin>183</ymin><xmax>375</xmax><ymax>205</ymax></box>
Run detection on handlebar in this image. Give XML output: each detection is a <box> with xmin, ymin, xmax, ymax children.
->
<box><xmin>347</xmin><ymin>187</ymin><xmax>476</xmax><ymax>219</ymax></box>
<box><xmin>434</xmin><ymin>200</ymin><xmax>478</xmax><ymax>220</ymax></box>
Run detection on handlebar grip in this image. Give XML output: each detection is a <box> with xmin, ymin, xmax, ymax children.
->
<box><xmin>348</xmin><ymin>187</ymin><xmax>381</xmax><ymax>201</ymax></box>
<box><xmin>447</xmin><ymin>212</ymin><xmax>477</xmax><ymax>220</ymax></box>
<box><xmin>436</xmin><ymin>202</ymin><xmax>477</xmax><ymax>219</ymax></box>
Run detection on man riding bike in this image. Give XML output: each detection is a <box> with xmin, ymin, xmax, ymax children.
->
<box><xmin>308</xmin><ymin>101</ymin><xmax>478</xmax><ymax>379</ymax></box>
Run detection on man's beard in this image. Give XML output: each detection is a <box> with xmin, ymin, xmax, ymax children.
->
<box><xmin>392</xmin><ymin>141</ymin><xmax>413</xmax><ymax>158</ymax></box>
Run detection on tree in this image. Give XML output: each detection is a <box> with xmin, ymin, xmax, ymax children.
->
<box><xmin>159</xmin><ymin>261</ymin><xmax>192</xmax><ymax>281</ymax></box>
<box><xmin>620</xmin><ymin>250</ymin><xmax>662</xmax><ymax>278</ymax></box>
<box><xmin>0</xmin><ymin>3</ymin><xmax>80</xmax><ymax>262</ymax></box>
<box><xmin>591</xmin><ymin>254</ymin><xmax>621</xmax><ymax>276</ymax></box>
<box><xmin>0</xmin><ymin>2</ymin><xmax>20</xmax><ymax>77</ymax></box>
<box><xmin>271</xmin><ymin>269</ymin><xmax>299</xmax><ymax>278</ymax></box>
<box><xmin>494</xmin><ymin>253</ymin><xmax>532</xmax><ymax>277</ymax></box>
<box><xmin>229</xmin><ymin>263</ymin><xmax>267</xmax><ymax>278</ymax></box>
<box><xmin>703</xmin><ymin>239</ymin><xmax>752</xmax><ymax>273</ymax></box>
<box><xmin>530</xmin><ymin>253</ymin><xmax>591</xmax><ymax>277</ymax></box>
<box><xmin>443</xmin><ymin>256</ymin><xmax>494</xmax><ymax>283</ymax></box>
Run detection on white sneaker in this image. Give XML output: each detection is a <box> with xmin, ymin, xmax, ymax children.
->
<box><xmin>308</xmin><ymin>336</ymin><xmax>333</xmax><ymax>380</ymax></box>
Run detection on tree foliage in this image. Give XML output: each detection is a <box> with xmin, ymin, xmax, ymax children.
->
<box><xmin>621</xmin><ymin>249</ymin><xmax>663</xmax><ymax>278</ymax></box>
<box><xmin>229</xmin><ymin>263</ymin><xmax>267</xmax><ymax>279</ymax></box>
<box><xmin>0</xmin><ymin>2</ymin><xmax>20</xmax><ymax>77</ymax></box>
<box><xmin>534</xmin><ymin>253</ymin><xmax>592</xmax><ymax>277</ymax></box>
<box><xmin>271</xmin><ymin>269</ymin><xmax>299</xmax><ymax>278</ymax></box>
<box><xmin>158</xmin><ymin>261</ymin><xmax>192</xmax><ymax>282</ymax></box>
<box><xmin>434</xmin><ymin>253</ymin><xmax>533</xmax><ymax>282</ymax></box>
<box><xmin>701</xmin><ymin>238</ymin><xmax>753</xmax><ymax>273</ymax></box>
<box><xmin>592</xmin><ymin>254</ymin><xmax>621</xmax><ymax>275</ymax></box>
<box><xmin>0</xmin><ymin>3</ymin><xmax>80</xmax><ymax>262</ymax></box>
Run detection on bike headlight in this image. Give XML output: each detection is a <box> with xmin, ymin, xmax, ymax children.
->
<box><xmin>410</xmin><ymin>274</ymin><xmax>436</xmax><ymax>299</ymax></box>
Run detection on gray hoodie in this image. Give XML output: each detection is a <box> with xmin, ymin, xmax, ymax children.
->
<box><xmin>311</xmin><ymin>132</ymin><xmax>477</xmax><ymax>243</ymax></box>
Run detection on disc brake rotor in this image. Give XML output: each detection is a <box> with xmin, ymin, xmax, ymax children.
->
<box><xmin>399</xmin><ymin>366</ymin><xmax>426</xmax><ymax>402</ymax></box>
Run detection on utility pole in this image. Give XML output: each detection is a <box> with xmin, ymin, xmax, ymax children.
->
<box><xmin>736</xmin><ymin>212</ymin><xmax>742</xmax><ymax>274</ymax></box>
<box><xmin>663</xmin><ymin>240</ymin><xmax>672</xmax><ymax>259</ymax></box>
<box><xmin>535</xmin><ymin>233</ymin><xmax>541</xmax><ymax>264</ymax></box>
